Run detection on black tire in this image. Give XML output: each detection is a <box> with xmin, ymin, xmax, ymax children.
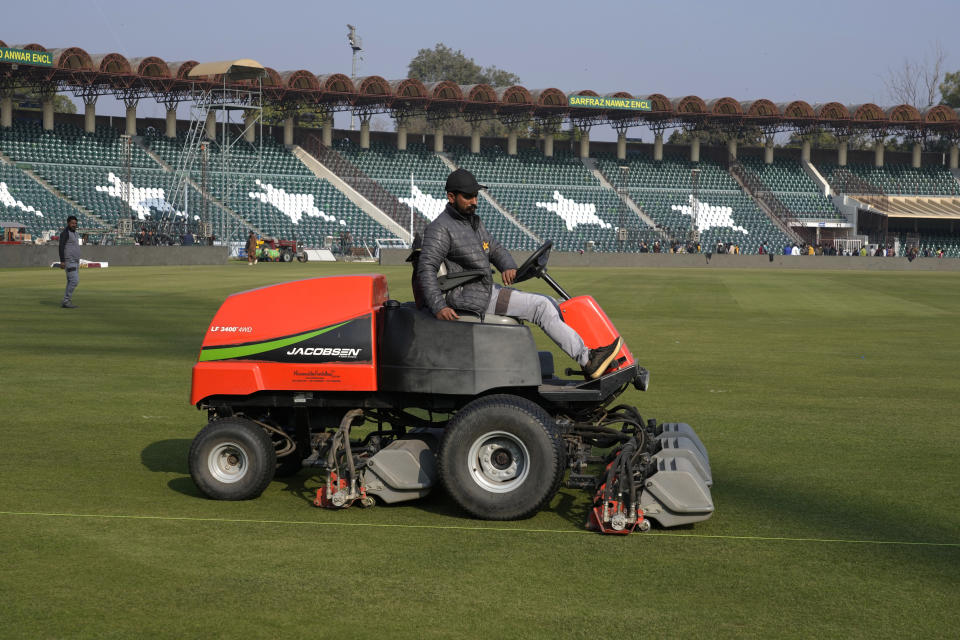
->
<box><xmin>281</xmin><ymin>250</ymin><xmax>293</xmax><ymax>262</ymax></box>
<box><xmin>188</xmin><ymin>418</ymin><xmax>277</xmax><ymax>500</ymax></box>
<box><xmin>296</xmin><ymin>251</ymin><xmax>307</xmax><ymax>263</ymax></box>
<box><xmin>439</xmin><ymin>394</ymin><xmax>565</xmax><ymax>520</ymax></box>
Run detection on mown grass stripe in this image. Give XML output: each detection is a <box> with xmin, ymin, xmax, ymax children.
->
<box><xmin>2</xmin><ymin>511</ymin><xmax>957</xmax><ymax>548</ymax></box>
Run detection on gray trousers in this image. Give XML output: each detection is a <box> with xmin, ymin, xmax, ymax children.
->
<box><xmin>63</xmin><ymin>262</ymin><xmax>79</xmax><ymax>304</ymax></box>
<box><xmin>487</xmin><ymin>285</ymin><xmax>589</xmax><ymax>366</ymax></box>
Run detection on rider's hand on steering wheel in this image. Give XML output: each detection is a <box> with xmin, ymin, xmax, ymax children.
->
<box><xmin>502</xmin><ymin>269</ymin><xmax>517</xmax><ymax>286</ymax></box>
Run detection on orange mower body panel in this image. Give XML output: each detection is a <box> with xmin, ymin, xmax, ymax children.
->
<box><xmin>191</xmin><ymin>275</ymin><xmax>389</xmax><ymax>405</ymax></box>
<box><xmin>559</xmin><ymin>295</ymin><xmax>634</xmax><ymax>374</ymax></box>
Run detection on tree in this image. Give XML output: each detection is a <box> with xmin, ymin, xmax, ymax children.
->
<box><xmin>408</xmin><ymin>43</ymin><xmax>520</xmax><ymax>86</ymax></box>
<box><xmin>404</xmin><ymin>43</ymin><xmax>522</xmax><ymax>138</ymax></box>
<box><xmin>782</xmin><ymin>130</ymin><xmax>873</xmax><ymax>151</ymax></box>
<box><xmin>259</xmin><ymin>104</ymin><xmax>328</xmax><ymax>129</ymax></box>
<box><xmin>12</xmin><ymin>89</ymin><xmax>76</xmax><ymax>114</ymax></box>
<box><xmin>884</xmin><ymin>42</ymin><xmax>945</xmax><ymax>108</ymax></box>
<box><xmin>668</xmin><ymin>128</ymin><xmax>764</xmax><ymax>147</ymax></box>
<box><xmin>940</xmin><ymin>70</ymin><xmax>960</xmax><ymax>108</ymax></box>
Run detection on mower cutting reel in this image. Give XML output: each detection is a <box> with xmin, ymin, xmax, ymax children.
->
<box><xmin>188</xmin><ymin>241</ymin><xmax>714</xmax><ymax>534</ymax></box>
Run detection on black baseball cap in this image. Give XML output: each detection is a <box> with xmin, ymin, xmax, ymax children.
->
<box><xmin>445</xmin><ymin>168</ymin><xmax>487</xmax><ymax>195</ymax></box>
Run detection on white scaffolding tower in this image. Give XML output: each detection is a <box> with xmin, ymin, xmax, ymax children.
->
<box><xmin>169</xmin><ymin>61</ymin><xmax>266</xmax><ymax>245</ymax></box>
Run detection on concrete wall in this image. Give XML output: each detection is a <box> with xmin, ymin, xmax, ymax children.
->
<box><xmin>379</xmin><ymin>249</ymin><xmax>960</xmax><ymax>272</ymax></box>
<box><xmin>0</xmin><ymin>246</ymin><xmax>229</xmax><ymax>268</ymax></box>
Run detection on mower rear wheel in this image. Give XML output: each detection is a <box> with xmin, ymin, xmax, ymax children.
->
<box><xmin>439</xmin><ymin>394</ymin><xmax>564</xmax><ymax>520</ymax></box>
<box><xmin>189</xmin><ymin>418</ymin><xmax>277</xmax><ymax>500</ymax></box>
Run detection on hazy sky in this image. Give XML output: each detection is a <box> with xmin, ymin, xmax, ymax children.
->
<box><xmin>4</xmin><ymin>0</ymin><xmax>958</xmax><ymax>140</ymax></box>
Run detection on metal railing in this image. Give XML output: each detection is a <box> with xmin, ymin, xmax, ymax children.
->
<box><xmin>728</xmin><ymin>154</ymin><xmax>803</xmax><ymax>244</ymax></box>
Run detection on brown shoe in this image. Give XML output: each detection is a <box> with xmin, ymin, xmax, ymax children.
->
<box><xmin>583</xmin><ymin>336</ymin><xmax>622</xmax><ymax>379</ymax></box>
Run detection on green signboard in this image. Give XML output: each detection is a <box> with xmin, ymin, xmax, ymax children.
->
<box><xmin>568</xmin><ymin>95</ymin><xmax>651</xmax><ymax>111</ymax></box>
<box><xmin>0</xmin><ymin>47</ymin><xmax>54</xmax><ymax>67</ymax></box>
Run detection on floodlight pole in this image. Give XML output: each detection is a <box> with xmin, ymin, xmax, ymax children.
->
<box><xmin>347</xmin><ymin>24</ymin><xmax>363</xmax><ymax>131</ymax></box>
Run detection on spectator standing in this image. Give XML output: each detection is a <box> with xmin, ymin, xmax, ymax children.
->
<box><xmin>246</xmin><ymin>232</ymin><xmax>258</xmax><ymax>266</ymax></box>
<box><xmin>58</xmin><ymin>215</ymin><xmax>81</xmax><ymax>309</ymax></box>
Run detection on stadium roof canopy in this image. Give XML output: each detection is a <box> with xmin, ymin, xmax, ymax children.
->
<box><xmin>188</xmin><ymin>59</ymin><xmax>265</xmax><ymax>80</ymax></box>
<box><xmin>854</xmin><ymin>195</ymin><xmax>960</xmax><ymax>219</ymax></box>
<box><xmin>2</xmin><ymin>38</ymin><xmax>959</xmax><ymax>136</ymax></box>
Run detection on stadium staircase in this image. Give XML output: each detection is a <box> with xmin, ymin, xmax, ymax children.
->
<box><xmin>0</xmin><ymin>152</ymin><xmax>91</xmax><ymax>237</ymax></box>
<box><xmin>17</xmin><ymin>164</ymin><xmax>108</xmax><ymax>228</ymax></box>
<box><xmin>584</xmin><ymin>157</ymin><xmax>667</xmax><ymax>239</ymax></box>
<box><xmin>595</xmin><ymin>152</ymin><xmax>795</xmax><ymax>252</ymax></box>
<box><xmin>291</xmin><ymin>141</ymin><xmax>411</xmax><ymax>242</ymax></box>
<box><xmin>727</xmin><ymin>158</ymin><xmax>804</xmax><ymax>244</ymax></box>
<box><xmin>299</xmin><ymin>136</ymin><xmax>420</xmax><ymax>241</ymax></box>
<box><xmin>737</xmin><ymin>158</ymin><xmax>844</xmax><ymax>222</ymax></box>
<box><xmin>0</xmin><ymin>125</ymin><xmax>111</xmax><ymax>235</ymax></box>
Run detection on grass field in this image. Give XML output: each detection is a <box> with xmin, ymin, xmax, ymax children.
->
<box><xmin>1</xmin><ymin>262</ymin><xmax>958</xmax><ymax>639</ymax></box>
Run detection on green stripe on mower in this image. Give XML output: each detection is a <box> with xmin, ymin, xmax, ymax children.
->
<box><xmin>199</xmin><ymin>322</ymin><xmax>348</xmax><ymax>362</ymax></box>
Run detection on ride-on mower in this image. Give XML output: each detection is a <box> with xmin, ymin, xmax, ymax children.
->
<box><xmin>188</xmin><ymin>242</ymin><xmax>713</xmax><ymax>533</ymax></box>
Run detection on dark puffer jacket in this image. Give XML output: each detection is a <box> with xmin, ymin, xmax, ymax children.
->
<box><xmin>416</xmin><ymin>203</ymin><xmax>518</xmax><ymax>315</ymax></box>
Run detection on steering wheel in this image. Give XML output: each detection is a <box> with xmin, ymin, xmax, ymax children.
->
<box><xmin>513</xmin><ymin>240</ymin><xmax>553</xmax><ymax>284</ymax></box>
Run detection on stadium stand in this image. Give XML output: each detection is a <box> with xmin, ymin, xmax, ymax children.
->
<box><xmin>334</xmin><ymin>140</ymin><xmax>538</xmax><ymax>250</ymax></box>
<box><xmin>450</xmin><ymin>146</ymin><xmax>638</xmax><ymax>252</ymax></box>
<box><xmin>819</xmin><ymin>162</ymin><xmax>960</xmax><ymax>196</ymax></box>
<box><xmin>0</xmin><ymin>160</ymin><xmax>88</xmax><ymax>236</ymax></box>
<box><xmin>3</xmin><ymin>41</ymin><xmax>960</xmax><ymax>257</ymax></box>
<box><xmin>0</xmin><ymin>120</ymin><xmax>155</xmax><ymax>167</ymax></box>
<box><xmin>2</xmin><ymin>114</ymin><xmax>959</xmax><ymax>258</ymax></box>
<box><xmin>739</xmin><ymin>158</ymin><xmax>843</xmax><ymax>220</ymax></box>
<box><xmin>596</xmin><ymin>152</ymin><xmax>795</xmax><ymax>252</ymax></box>
<box><xmin>144</xmin><ymin>130</ymin><xmax>398</xmax><ymax>249</ymax></box>
<box><xmin>912</xmin><ymin>234</ymin><xmax>960</xmax><ymax>257</ymax></box>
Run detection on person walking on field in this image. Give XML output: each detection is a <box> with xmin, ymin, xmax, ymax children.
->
<box><xmin>416</xmin><ymin>168</ymin><xmax>622</xmax><ymax>380</ymax></box>
<box><xmin>246</xmin><ymin>231</ymin><xmax>258</xmax><ymax>266</ymax></box>
<box><xmin>58</xmin><ymin>215</ymin><xmax>81</xmax><ymax>308</ymax></box>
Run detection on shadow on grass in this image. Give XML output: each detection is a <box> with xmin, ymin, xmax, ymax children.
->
<box><xmin>168</xmin><ymin>476</ymin><xmax>204</xmax><ymax>498</ymax></box>
<box><xmin>140</xmin><ymin>439</ymin><xmax>205</xmax><ymax>497</ymax></box>
<box><xmin>270</xmin><ymin>467</ymin><xmax>492</xmax><ymax>523</ymax></box>
<box><xmin>140</xmin><ymin>439</ymin><xmax>626</xmax><ymax>531</ymax></box>
<box><xmin>141</xmin><ymin>439</ymin><xmax>191</xmax><ymax>474</ymax></box>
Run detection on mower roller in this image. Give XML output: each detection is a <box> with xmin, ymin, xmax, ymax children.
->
<box><xmin>188</xmin><ymin>241</ymin><xmax>714</xmax><ymax>533</ymax></box>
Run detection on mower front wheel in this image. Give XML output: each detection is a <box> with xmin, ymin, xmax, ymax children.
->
<box><xmin>189</xmin><ymin>418</ymin><xmax>277</xmax><ymax>500</ymax></box>
<box><xmin>439</xmin><ymin>394</ymin><xmax>564</xmax><ymax>520</ymax></box>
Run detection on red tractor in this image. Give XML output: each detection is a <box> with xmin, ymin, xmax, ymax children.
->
<box><xmin>258</xmin><ymin>237</ymin><xmax>306</xmax><ymax>262</ymax></box>
<box><xmin>188</xmin><ymin>242</ymin><xmax>713</xmax><ymax>533</ymax></box>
